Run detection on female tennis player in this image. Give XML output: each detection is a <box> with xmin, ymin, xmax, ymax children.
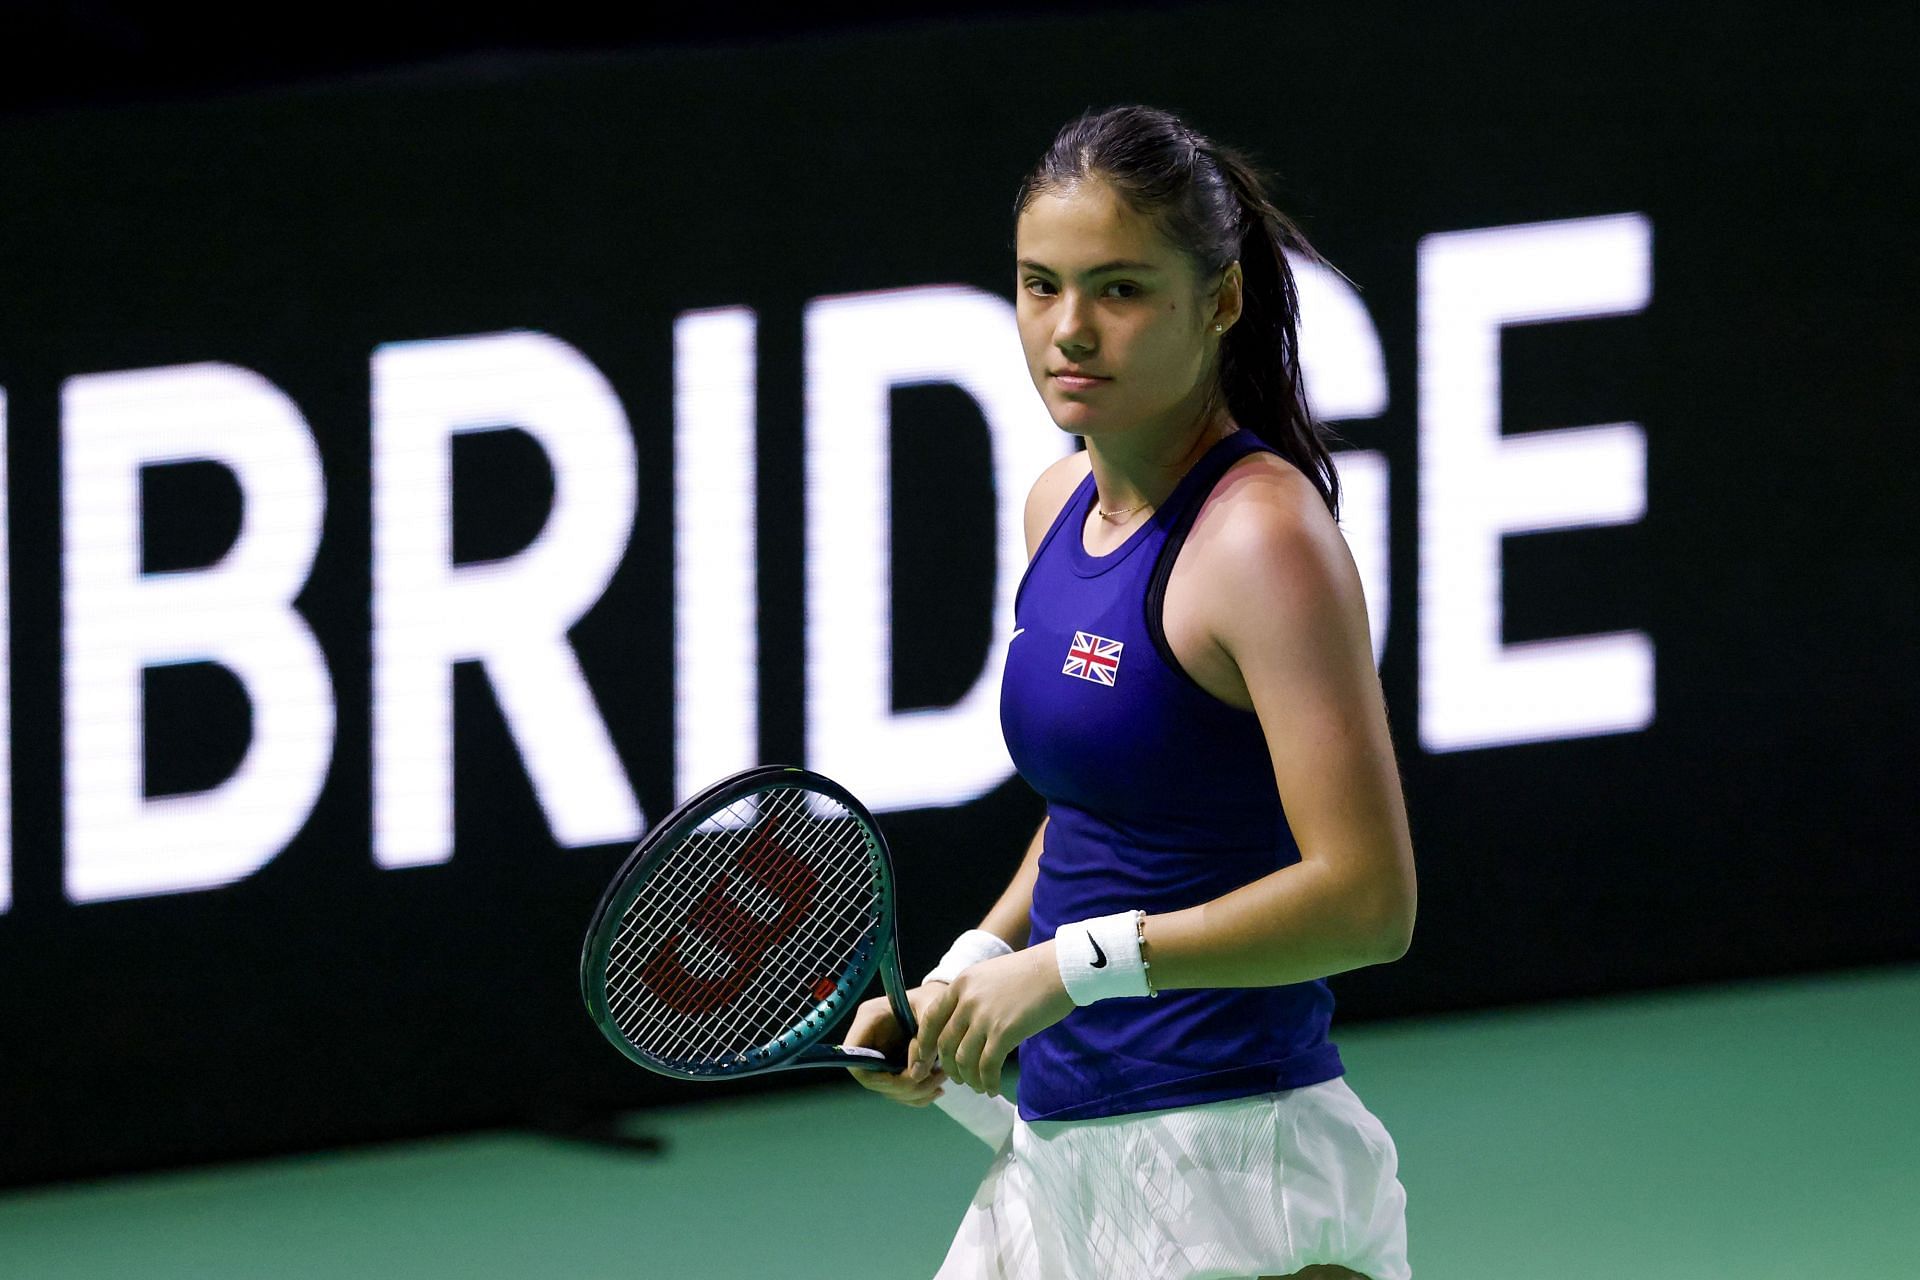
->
<box><xmin>844</xmin><ymin>104</ymin><xmax>1416</xmax><ymax>1280</ymax></box>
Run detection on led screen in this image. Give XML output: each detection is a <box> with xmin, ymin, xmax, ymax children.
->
<box><xmin>0</xmin><ymin>5</ymin><xmax>1912</xmax><ymax>1184</ymax></box>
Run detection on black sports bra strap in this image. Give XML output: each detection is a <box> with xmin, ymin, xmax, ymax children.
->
<box><xmin>1143</xmin><ymin>432</ymin><xmax>1274</xmax><ymax>699</ymax></box>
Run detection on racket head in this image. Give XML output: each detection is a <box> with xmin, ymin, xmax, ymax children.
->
<box><xmin>580</xmin><ymin>765</ymin><xmax>906</xmax><ymax>1081</ymax></box>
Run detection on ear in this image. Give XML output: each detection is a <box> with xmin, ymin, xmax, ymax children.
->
<box><xmin>1211</xmin><ymin>261</ymin><xmax>1245</xmax><ymax>335</ymax></box>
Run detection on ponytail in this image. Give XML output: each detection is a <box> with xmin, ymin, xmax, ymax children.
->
<box><xmin>1209</xmin><ymin>147</ymin><xmax>1342</xmax><ymax>522</ymax></box>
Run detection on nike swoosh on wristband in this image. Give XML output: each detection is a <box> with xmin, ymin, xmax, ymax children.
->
<box><xmin>1089</xmin><ymin>935</ymin><xmax>1107</xmax><ymax>968</ymax></box>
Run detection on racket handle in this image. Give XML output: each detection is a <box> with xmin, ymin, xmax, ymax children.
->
<box><xmin>932</xmin><ymin>1081</ymin><xmax>1017</xmax><ymax>1150</ymax></box>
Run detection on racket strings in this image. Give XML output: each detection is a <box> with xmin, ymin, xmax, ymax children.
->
<box><xmin>678</xmin><ymin>816</ymin><xmax>885</xmax><ymax>1059</ymax></box>
<box><xmin>605</xmin><ymin>789</ymin><xmax>808</xmax><ymax>1026</ymax></box>
<box><xmin>606</xmin><ymin>786</ymin><xmax>802</xmax><ymax>1005</ymax></box>
<box><xmin>602</xmin><ymin>785</ymin><xmax>884</xmax><ymax>1067</ymax></box>
<box><xmin>605</xmin><ymin>788</ymin><xmax>826</xmax><ymax>1014</ymax></box>
<box><xmin>648</xmin><ymin>809</ymin><xmax>822</xmax><ymax>992</ymax></box>
<box><xmin>617</xmin><ymin>805</ymin><xmax>878</xmax><ymax>1063</ymax></box>
<box><xmin>647</xmin><ymin>812</ymin><xmax>879</xmax><ymax>1061</ymax></box>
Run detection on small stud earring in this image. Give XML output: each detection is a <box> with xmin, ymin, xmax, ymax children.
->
<box><xmin>1213</xmin><ymin>324</ymin><xmax>1223</xmax><ymax>332</ymax></box>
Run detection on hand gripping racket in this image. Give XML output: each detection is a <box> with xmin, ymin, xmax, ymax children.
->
<box><xmin>580</xmin><ymin>764</ymin><xmax>1016</xmax><ymax>1148</ymax></box>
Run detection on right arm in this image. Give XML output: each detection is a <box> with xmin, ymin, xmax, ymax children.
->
<box><xmin>976</xmin><ymin>817</ymin><xmax>1045</xmax><ymax>950</ymax></box>
<box><xmin>972</xmin><ymin>446</ymin><xmax>1085</xmax><ymax>952</ymax></box>
<box><xmin>836</xmin><ymin>817</ymin><xmax>1044</xmax><ymax>1108</ymax></box>
<box><xmin>842</xmin><ymin>448</ymin><xmax>1087</xmax><ymax>1104</ymax></box>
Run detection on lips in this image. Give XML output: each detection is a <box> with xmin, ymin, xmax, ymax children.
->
<box><xmin>1051</xmin><ymin>371</ymin><xmax>1110</xmax><ymax>388</ymax></box>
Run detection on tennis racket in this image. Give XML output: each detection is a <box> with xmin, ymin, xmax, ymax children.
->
<box><xmin>579</xmin><ymin>763</ymin><xmax>1016</xmax><ymax>1148</ymax></box>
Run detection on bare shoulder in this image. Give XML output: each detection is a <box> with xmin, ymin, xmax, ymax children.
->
<box><xmin>1192</xmin><ymin>448</ymin><xmax>1338</xmax><ymax>550</ymax></box>
<box><xmin>1024</xmin><ymin>448</ymin><xmax>1092</xmax><ymax>558</ymax></box>
<box><xmin>1185</xmin><ymin>449</ymin><xmax>1363</xmax><ymax>633</ymax></box>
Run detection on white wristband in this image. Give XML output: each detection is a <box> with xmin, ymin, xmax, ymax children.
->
<box><xmin>922</xmin><ymin>928</ymin><xmax>1015</xmax><ymax>986</ymax></box>
<box><xmin>1054</xmin><ymin>910</ymin><xmax>1154</xmax><ymax>1006</ymax></box>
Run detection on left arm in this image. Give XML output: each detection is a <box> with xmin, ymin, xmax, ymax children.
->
<box><xmin>1143</xmin><ymin>492</ymin><xmax>1416</xmax><ymax>989</ymax></box>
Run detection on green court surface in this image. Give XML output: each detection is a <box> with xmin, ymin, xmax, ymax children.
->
<box><xmin>3</xmin><ymin>964</ymin><xmax>1915</xmax><ymax>1278</ymax></box>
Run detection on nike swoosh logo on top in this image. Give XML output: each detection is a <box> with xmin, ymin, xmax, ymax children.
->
<box><xmin>1089</xmin><ymin>936</ymin><xmax>1107</xmax><ymax>968</ymax></box>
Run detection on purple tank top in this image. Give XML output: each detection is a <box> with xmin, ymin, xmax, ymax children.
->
<box><xmin>1001</xmin><ymin>429</ymin><xmax>1344</xmax><ymax>1121</ymax></box>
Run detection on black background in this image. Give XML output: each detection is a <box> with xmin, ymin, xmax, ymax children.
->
<box><xmin>0</xmin><ymin>2</ymin><xmax>1914</xmax><ymax>1186</ymax></box>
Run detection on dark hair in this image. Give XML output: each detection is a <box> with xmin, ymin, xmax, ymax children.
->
<box><xmin>1014</xmin><ymin>104</ymin><xmax>1342</xmax><ymax>520</ymax></box>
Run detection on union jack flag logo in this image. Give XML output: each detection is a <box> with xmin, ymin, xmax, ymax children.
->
<box><xmin>1062</xmin><ymin>631</ymin><xmax>1124</xmax><ymax>686</ymax></box>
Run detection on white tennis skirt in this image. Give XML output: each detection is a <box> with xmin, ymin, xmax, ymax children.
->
<box><xmin>932</xmin><ymin>1076</ymin><xmax>1409</xmax><ymax>1280</ymax></box>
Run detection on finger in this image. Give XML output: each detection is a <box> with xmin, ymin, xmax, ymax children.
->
<box><xmin>887</xmin><ymin>1062</ymin><xmax>945</xmax><ymax>1089</ymax></box>
<box><xmin>978</xmin><ymin>1036</ymin><xmax>1009</xmax><ymax>1097</ymax></box>
<box><xmin>880</xmin><ymin>1065</ymin><xmax>946</xmax><ymax>1106</ymax></box>
<box><xmin>906</xmin><ymin>1073</ymin><xmax>946</xmax><ymax>1104</ymax></box>
<box><xmin>917</xmin><ymin>987</ymin><xmax>958</xmax><ymax>1070</ymax></box>
<box><xmin>949</xmin><ymin>1020</ymin><xmax>991</xmax><ymax>1093</ymax></box>
<box><xmin>851</xmin><ymin>1062</ymin><xmax>939</xmax><ymax>1098</ymax></box>
<box><xmin>905</xmin><ymin>1006</ymin><xmax>937</xmax><ymax>1076</ymax></box>
<box><xmin>840</xmin><ymin>998</ymin><xmax>896</xmax><ymax>1055</ymax></box>
<box><xmin>847</xmin><ymin>1063</ymin><xmax>898</xmax><ymax>1092</ymax></box>
<box><xmin>911</xmin><ymin>987</ymin><xmax>957</xmax><ymax>1079</ymax></box>
<box><xmin>872</xmin><ymin>1082</ymin><xmax>935</xmax><ymax>1107</ymax></box>
<box><xmin>935</xmin><ymin>1013</ymin><xmax>972</xmax><ymax>1087</ymax></box>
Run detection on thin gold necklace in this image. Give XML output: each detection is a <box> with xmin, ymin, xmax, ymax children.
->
<box><xmin>1093</xmin><ymin>421</ymin><xmax>1232</xmax><ymax>522</ymax></box>
<box><xmin>1095</xmin><ymin>497</ymin><xmax>1151</xmax><ymax>521</ymax></box>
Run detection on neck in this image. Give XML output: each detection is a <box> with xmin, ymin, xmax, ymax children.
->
<box><xmin>1085</xmin><ymin>400</ymin><xmax>1237</xmax><ymax>517</ymax></box>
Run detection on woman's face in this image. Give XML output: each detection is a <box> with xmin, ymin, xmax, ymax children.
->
<box><xmin>1014</xmin><ymin>178</ymin><xmax>1237</xmax><ymax>442</ymax></box>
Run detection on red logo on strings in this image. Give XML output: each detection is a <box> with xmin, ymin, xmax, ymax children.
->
<box><xmin>637</xmin><ymin>813</ymin><xmax>819</xmax><ymax>1017</ymax></box>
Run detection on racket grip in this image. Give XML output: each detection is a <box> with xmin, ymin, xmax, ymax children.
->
<box><xmin>932</xmin><ymin>1081</ymin><xmax>1017</xmax><ymax>1151</ymax></box>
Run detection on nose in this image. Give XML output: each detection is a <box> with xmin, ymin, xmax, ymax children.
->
<box><xmin>1052</xmin><ymin>291</ymin><xmax>1096</xmax><ymax>356</ymax></box>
